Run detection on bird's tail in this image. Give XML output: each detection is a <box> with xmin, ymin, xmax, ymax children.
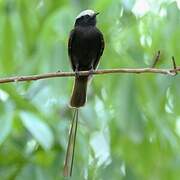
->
<box><xmin>70</xmin><ymin>76</ymin><xmax>88</xmax><ymax>108</ymax></box>
<box><xmin>63</xmin><ymin>108</ymin><xmax>79</xmax><ymax>177</ymax></box>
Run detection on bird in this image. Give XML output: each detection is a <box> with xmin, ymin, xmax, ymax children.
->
<box><xmin>68</xmin><ymin>9</ymin><xmax>105</xmax><ymax>108</ymax></box>
<box><xmin>63</xmin><ymin>9</ymin><xmax>104</xmax><ymax>177</ymax></box>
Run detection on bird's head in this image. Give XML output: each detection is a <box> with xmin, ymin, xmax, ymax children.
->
<box><xmin>75</xmin><ymin>9</ymin><xmax>99</xmax><ymax>27</ymax></box>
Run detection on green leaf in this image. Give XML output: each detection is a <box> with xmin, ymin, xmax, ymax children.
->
<box><xmin>0</xmin><ymin>111</ymin><xmax>13</xmax><ymax>145</ymax></box>
<box><xmin>20</xmin><ymin>111</ymin><xmax>54</xmax><ymax>150</ymax></box>
<box><xmin>15</xmin><ymin>164</ymin><xmax>49</xmax><ymax>180</ymax></box>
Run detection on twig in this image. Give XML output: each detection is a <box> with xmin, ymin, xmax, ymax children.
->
<box><xmin>151</xmin><ymin>50</ymin><xmax>161</xmax><ymax>68</ymax></box>
<box><xmin>0</xmin><ymin>67</ymin><xmax>179</xmax><ymax>84</ymax></box>
<box><xmin>172</xmin><ymin>56</ymin><xmax>177</xmax><ymax>75</ymax></box>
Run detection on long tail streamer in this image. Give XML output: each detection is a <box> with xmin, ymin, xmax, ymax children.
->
<box><xmin>63</xmin><ymin>108</ymin><xmax>79</xmax><ymax>177</ymax></box>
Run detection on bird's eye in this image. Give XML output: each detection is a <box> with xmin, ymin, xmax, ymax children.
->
<box><xmin>84</xmin><ymin>15</ymin><xmax>90</xmax><ymax>19</ymax></box>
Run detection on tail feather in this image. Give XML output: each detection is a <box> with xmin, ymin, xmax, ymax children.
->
<box><xmin>63</xmin><ymin>109</ymin><xmax>78</xmax><ymax>177</ymax></box>
<box><xmin>70</xmin><ymin>77</ymin><xmax>88</xmax><ymax>108</ymax></box>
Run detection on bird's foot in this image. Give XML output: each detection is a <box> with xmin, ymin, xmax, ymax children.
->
<box><xmin>89</xmin><ymin>67</ymin><xmax>95</xmax><ymax>76</ymax></box>
<box><xmin>75</xmin><ymin>69</ymin><xmax>80</xmax><ymax>78</ymax></box>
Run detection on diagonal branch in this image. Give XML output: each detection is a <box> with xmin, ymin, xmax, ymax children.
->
<box><xmin>151</xmin><ymin>50</ymin><xmax>161</xmax><ymax>68</ymax></box>
<box><xmin>172</xmin><ymin>56</ymin><xmax>178</xmax><ymax>75</ymax></box>
<box><xmin>0</xmin><ymin>67</ymin><xmax>179</xmax><ymax>84</ymax></box>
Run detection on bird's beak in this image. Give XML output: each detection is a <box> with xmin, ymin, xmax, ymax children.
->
<box><xmin>92</xmin><ymin>12</ymin><xmax>99</xmax><ymax>18</ymax></box>
<box><xmin>95</xmin><ymin>12</ymin><xmax>100</xmax><ymax>16</ymax></box>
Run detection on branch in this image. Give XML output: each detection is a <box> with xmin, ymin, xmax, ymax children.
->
<box><xmin>172</xmin><ymin>56</ymin><xmax>178</xmax><ymax>75</ymax></box>
<box><xmin>0</xmin><ymin>67</ymin><xmax>179</xmax><ymax>84</ymax></box>
<box><xmin>151</xmin><ymin>50</ymin><xmax>161</xmax><ymax>68</ymax></box>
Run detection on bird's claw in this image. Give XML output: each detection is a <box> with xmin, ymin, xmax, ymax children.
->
<box><xmin>89</xmin><ymin>69</ymin><xmax>94</xmax><ymax>76</ymax></box>
<box><xmin>89</xmin><ymin>67</ymin><xmax>95</xmax><ymax>76</ymax></box>
<box><xmin>75</xmin><ymin>69</ymin><xmax>80</xmax><ymax>78</ymax></box>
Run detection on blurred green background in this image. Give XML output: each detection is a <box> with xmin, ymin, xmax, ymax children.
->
<box><xmin>0</xmin><ymin>0</ymin><xmax>180</xmax><ymax>179</ymax></box>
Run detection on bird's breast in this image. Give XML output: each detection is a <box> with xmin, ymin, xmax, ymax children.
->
<box><xmin>71</xmin><ymin>26</ymin><xmax>101</xmax><ymax>70</ymax></box>
<box><xmin>75</xmin><ymin>27</ymin><xmax>99</xmax><ymax>43</ymax></box>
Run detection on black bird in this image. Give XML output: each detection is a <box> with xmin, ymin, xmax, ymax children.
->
<box><xmin>63</xmin><ymin>10</ymin><xmax>104</xmax><ymax>177</ymax></box>
<box><xmin>68</xmin><ymin>9</ymin><xmax>104</xmax><ymax>108</ymax></box>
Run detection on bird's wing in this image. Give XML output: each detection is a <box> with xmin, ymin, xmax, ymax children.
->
<box><xmin>68</xmin><ymin>29</ymin><xmax>76</xmax><ymax>71</ymax></box>
<box><xmin>93</xmin><ymin>30</ymin><xmax>105</xmax><ymax>69</ymax></box>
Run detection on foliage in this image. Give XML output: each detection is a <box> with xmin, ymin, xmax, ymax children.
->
<box><xmin>0</xmin><ymin>0</ymin><xmax>180</xmax><ymax>179</ymax></box>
